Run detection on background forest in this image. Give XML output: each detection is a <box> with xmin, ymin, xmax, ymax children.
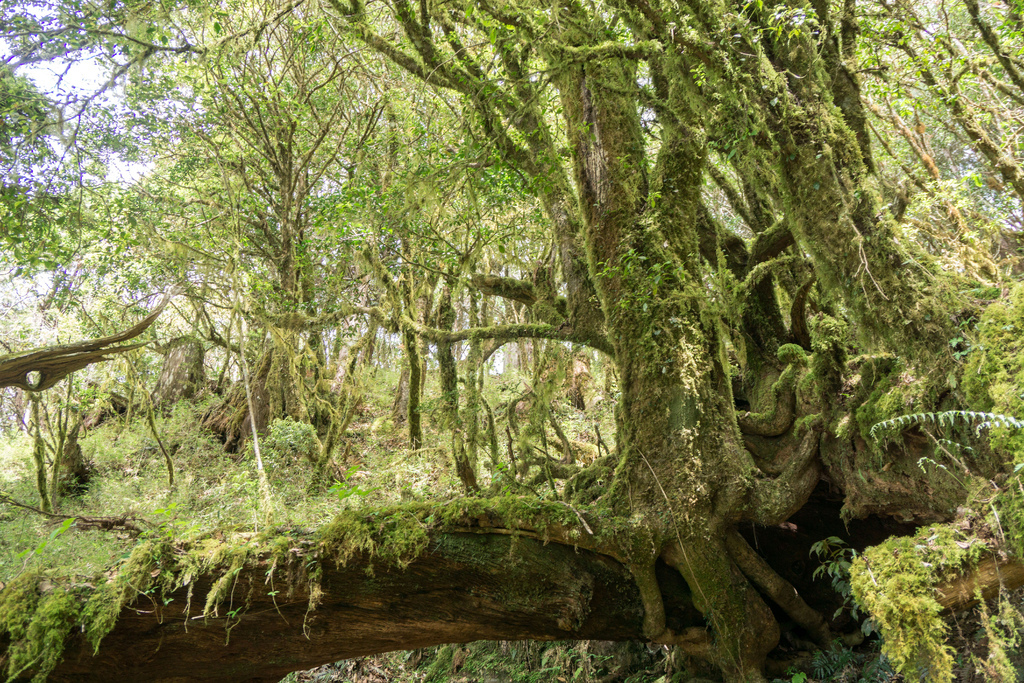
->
<box><xmin>2</xmin><ymin>0</ymin><xmax>1024</xmax><ymax>680</ymax></box>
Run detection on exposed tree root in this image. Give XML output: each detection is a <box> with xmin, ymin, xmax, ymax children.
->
<box><xmin>724</xmin><ymin>530</ymin><xmax>832</xmax><ymax>648</ymax></box>
<box><xmin>748</xmin><ymin>427</ymin><xmax>822</xmax><ymax>525</ymax></box>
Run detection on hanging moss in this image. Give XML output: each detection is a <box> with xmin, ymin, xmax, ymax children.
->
<box><xmin>849</xmin><ymin>524</ymin><xmax>989</xmax><ymax>682</ymax></box>
<box><xmin>0</xmin><ymin>572</ymin><xmax>45</xmax><ymax>678</ymax></box>
<box><xmin>15</xmin><ymin>588</ymin><xmax>81</xmax><ymax>682</ymax></box>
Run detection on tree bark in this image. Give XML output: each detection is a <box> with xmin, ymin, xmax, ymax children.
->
<box><xmin>0</xmin><ymin>291</ymin><xmax>172</xmax><ymax>392</ymax></box>
<box><xmin>151</xmin><ymin>338</ymin><xmax>206</xmax><ymax>408</ymax></box>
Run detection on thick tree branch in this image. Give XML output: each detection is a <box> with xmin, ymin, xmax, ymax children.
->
<box><xmin>404</xmin><ymin>318</ymin><xmax>615</xmax><ymax>357</ymax></box>
<box><xmin>470</xmin><ymin>274</ymin><xmax>538</xmax><ymax>306</ymax></box>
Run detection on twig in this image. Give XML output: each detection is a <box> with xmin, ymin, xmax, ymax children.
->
<box><xmin>0</xmin><ymin>491</ymin><xmax>151</xmax><ymax>533</ymax></box>
<box><xmin>559</xmin><ymin>502</ymin><xmax>593</xmax><ymax>535</ymax></box>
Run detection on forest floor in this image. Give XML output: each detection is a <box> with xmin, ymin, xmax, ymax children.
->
<box><xmin>0</xmin><ymin>368</ymin><xmax>1020</xmax><ymax>683</ymax></box>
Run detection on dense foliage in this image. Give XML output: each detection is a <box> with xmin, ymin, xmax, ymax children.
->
<box><xmin>2</xmin><ymin>0</ymin><xmax>1024</xmax><ymax>680</ymax></box>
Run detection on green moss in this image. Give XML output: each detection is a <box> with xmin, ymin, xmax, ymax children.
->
<box><xmin>973</xmin><ymin>594</ymin><xmax>1024</xmax><ymax>680</ymax></box>
<box><xmin>994</xmin><ymin>480</ymin><xmax>1024</xmax><ymax>558</ymax></box>
<box><xmin>0</xmin><ymin>532</ymin><xmax>281</xmax><ymax>679</ymax></box>
<box><xmin>776</xmin><ymin>343</ymin><xmax>807</xmax><ymax>366</ymax></box>
<box><xmin>0</xmin><ymin>573</ymin><xmax>43</xmax><ymax>675</ymax></box>
<box><xmin>0</xmin><ymin>574</ymin><xmax>83</xmax><ymax>682</ymax></box>
<box><xmin>808</xmin><ymin>313</ymin><xmax>848</xmax><ymax>418</ymax></box>
<box><xmin>317</xmin><ymin>496</ymin><xmax>592</xmax><ymax>572</ymax></box>
<box><xmin>319</xmin><ymin>507</ymin><xmax>429</xmax><ymax>571</ymax></box>
<box><xmin>963</xmin><ymin>283</ymin><xmax>1024</xmax><ymax>462</ymax></box>
<box><xmin>850</xmin><ymin>524</ymin><xmax>988</xmax><ymax>682</ymax></box>
<box><xmin>564</xmin><ymin>456</ymin><xmax>616</xmax><ymax>505</ymax></box>
<box><xmin>853</xmin><ymin>358</ymin><xmax>915</xmax><ymax>446</ymax></box>
<box><xmin>0</xmin><ymin>542</ymin><xmax>163</xmax><ymax>681</ymax></box>
<box><xmin>423</xmin><ymin>644</ymin><xmax>456</xmax><ymax>683</ymax></box>
<box><xmin>79</xmin><ymin>581</ymin><xmax>122</xmax><ymax>653</ymax></box>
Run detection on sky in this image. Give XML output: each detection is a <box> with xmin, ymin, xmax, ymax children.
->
<box><xmin>3</xmin><ymin>34</ymin><xmax>152</xmax><ymax>182</ymax></box>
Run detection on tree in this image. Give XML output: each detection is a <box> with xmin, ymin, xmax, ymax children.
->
<box><xmin>324</xmin><ymin>0</ymin><xmax>968</xmax><ymax>677</ymax></box>
<box><xmin>3</xmin><ymin>0</ymin><xmax>1024</xmax><ymax>680</ymax></box>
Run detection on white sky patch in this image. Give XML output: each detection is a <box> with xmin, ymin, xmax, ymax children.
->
<box><xmin>4</xmin><ymin>37</ymin><xmax>154</xmax><ymax>183</ymax></box>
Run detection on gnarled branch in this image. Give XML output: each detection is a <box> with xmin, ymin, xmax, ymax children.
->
<box><xmin>0</xmin><ymin>290</ymin><xmax>174</xmax><ymax>392</ymax></box>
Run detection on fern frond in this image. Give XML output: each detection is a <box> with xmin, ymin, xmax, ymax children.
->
<box><xmin>870</xmin><ymin>411</ymin><xmax>1024</xmax><ymax>440</ymax></box>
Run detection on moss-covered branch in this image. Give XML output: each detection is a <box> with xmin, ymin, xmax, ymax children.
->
<box><xmin>469</xmin><ymin>273</ymin><xmax>538</xmax><ymax>306</ymax></box>
<box><xmin>404</xmin><ymin>317</ymin><xmax>615</xmax><ymax>357</ymax></box>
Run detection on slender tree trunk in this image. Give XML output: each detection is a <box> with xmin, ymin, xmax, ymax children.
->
<box><xmin>30</xmin><ymin>393</ymin><xmax>51</xmax><ymax>513</ymax></box>
<box><xmin>391</xmin><ymin>367</ymin><xmax>409</xmax><ymax>425</ymax></box>
<box><xmin>436</xmin><ymin>286</ymin><xmax>478</xmax><ymax>492</ymax></box>
<box><xmin>465</xmin><ymin>291</ymin><xmax>482</xmax><ymax>470</ymax></box>
<box><xmin>404</xmin><ymin>328</ymin><xmax>422</xmax><ymax>450</ymax></box>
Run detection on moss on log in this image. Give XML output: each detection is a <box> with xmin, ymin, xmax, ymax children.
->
<box><xmin>9</xmin><ymin>531</ymin><xmax>654</xmax><ymax>683</ymax></box>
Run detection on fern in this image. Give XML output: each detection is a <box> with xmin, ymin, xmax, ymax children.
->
<box><xmin>869</xmin><ymin>411</ymin><xmax>1024</xmax><ymax>440</ymax></box>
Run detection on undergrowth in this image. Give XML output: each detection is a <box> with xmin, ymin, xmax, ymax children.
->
<box><xmin>0</xmin><ymin>366</ymin><xmax>619</xmax><ymax>681</ymax></box>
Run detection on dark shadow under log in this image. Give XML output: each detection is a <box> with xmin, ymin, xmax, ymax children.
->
<box><xmin>32</xmin><ymin>533</ymin><xmax>655</xmax><ymax>683</ymax></box>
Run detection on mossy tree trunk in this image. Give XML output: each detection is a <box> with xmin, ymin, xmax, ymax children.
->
<box><xmin>436</xmin><ymin>285</ymin><xmax>479</xmax><ymax>492</ymax></box>
<box><xmin>403</xmin><ymin>325</ymin><xmax>422</xmax><ymax>449</ymax></box>
<box><xmin>334</xmin><ymin>4</ymin><xmax>855</xmax><ymax>678</ymax></box>
<box><xmin>549</xmin><ymin>34</ymin><xmax>797</xmax><ymax>677</ymax></box>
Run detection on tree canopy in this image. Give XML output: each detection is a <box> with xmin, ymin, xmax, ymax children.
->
<box><xmin>1</xmin><ymin>0</ymin><xmax>1024</xmax><ymax>680</ymax></box>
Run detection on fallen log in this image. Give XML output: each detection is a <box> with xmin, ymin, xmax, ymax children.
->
<box><xmin>0</xmin><ymin>291</ymin><xmax>174</xmax><ymax>392</ymax></box>
<box><xmin>16</xmin><ymin>531</ymin><xmax>676</xmax><ymax>683</ymax></box>
<box><xmin>936</xmin><ymin>556</ymin><xmax>1024</xmax><ymax>611</ymax></box>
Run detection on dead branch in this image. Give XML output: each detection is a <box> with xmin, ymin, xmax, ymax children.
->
<box><xmin>0</xmin><ymin>290</ymin><xmax>175</xmax><ymax>392</ymax></box>
<box><xmin>0</xmin><ymin>491</ymin><xmax>151</xmax><ymax>534</ymax></box>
